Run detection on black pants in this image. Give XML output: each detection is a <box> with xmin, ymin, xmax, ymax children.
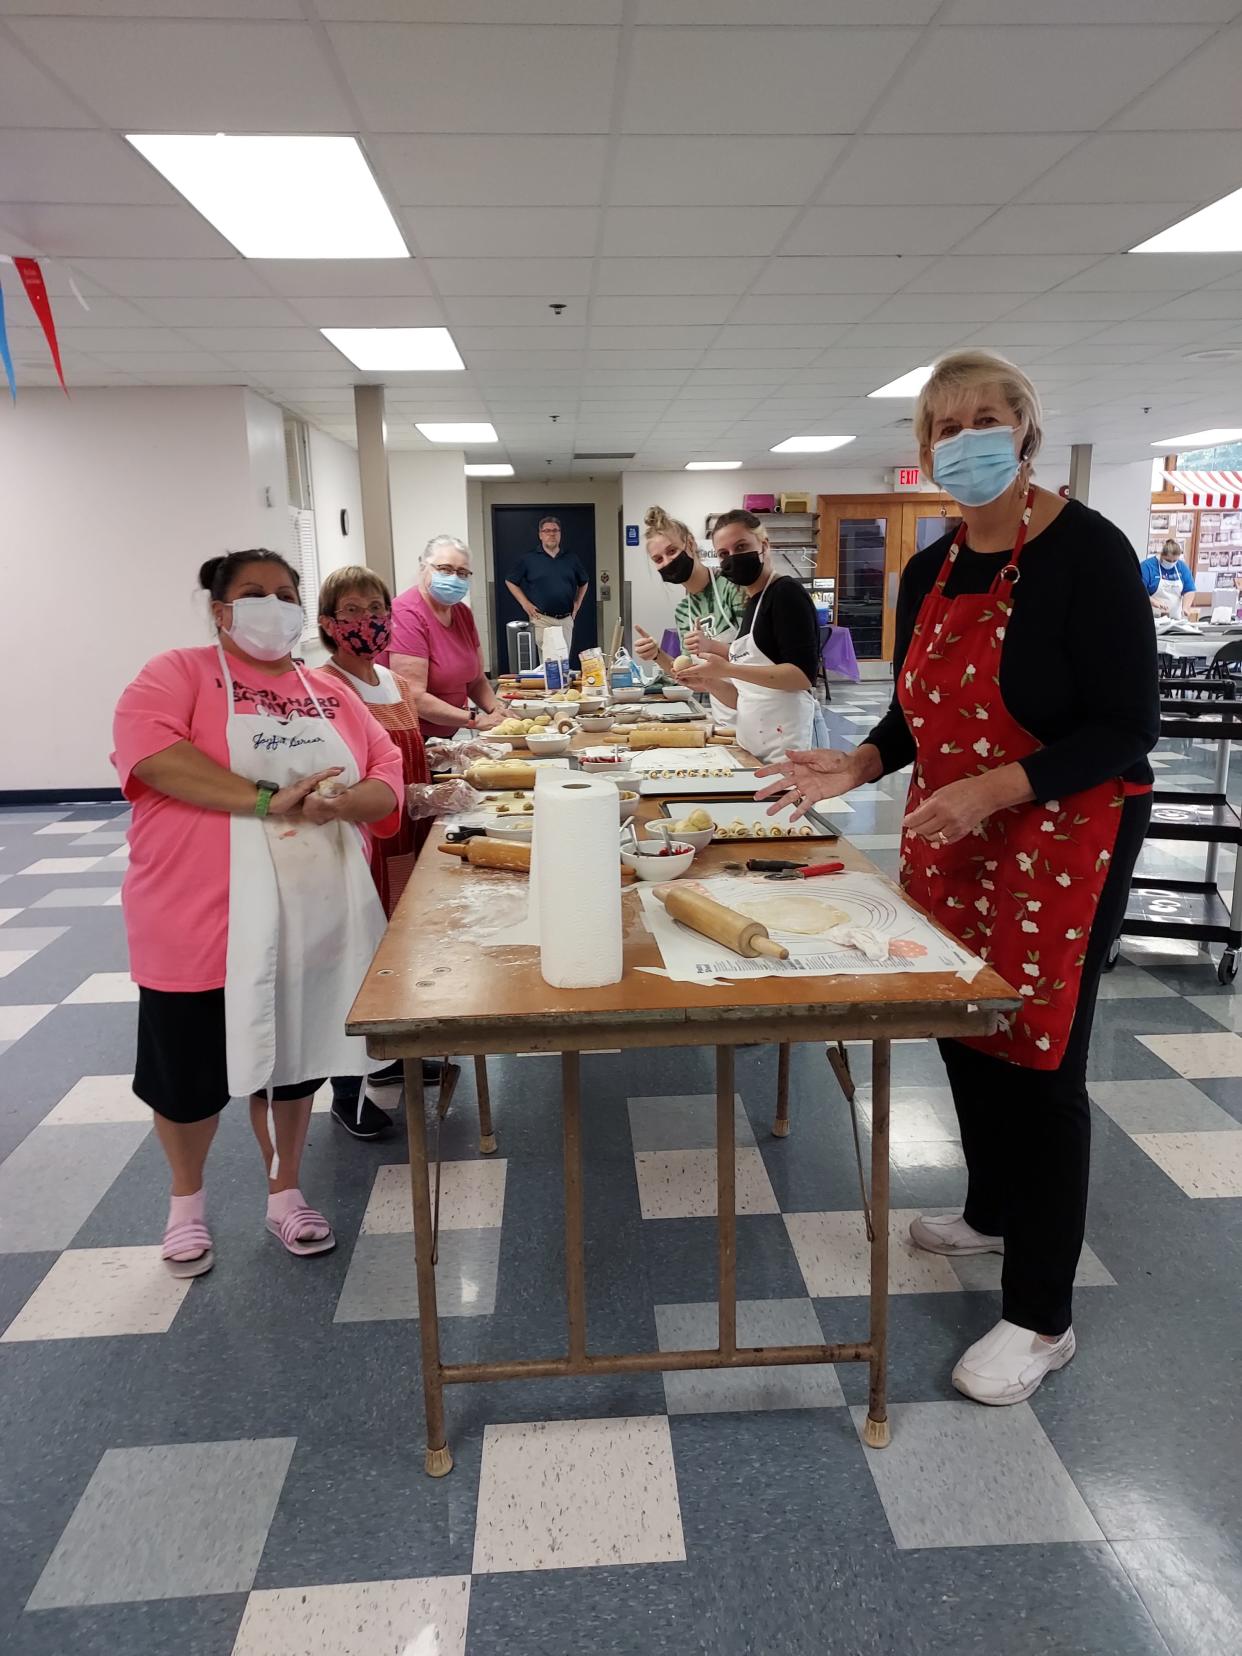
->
<box><xmin>937</xmin><ymin>792</ymin><xmax>1150</xmax><ymax>1338</ymax></box>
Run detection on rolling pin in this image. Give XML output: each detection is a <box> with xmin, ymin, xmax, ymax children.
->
<box><xmin>465</xmin><ymin>759</ymin><xmax>538</xmax><ymax>791</ymax></box>
<box><xmin>655</xmin><ymin>885</ymin><xmax>789</xmax><ymax>959</ymax></box>
<box><xmin>438</xmin><ymin>838</ymin><xmax>638</xmax><ymax>884</ymax></box>
<box><xmin>628</xmin><ymin>726</ymin><xmax>708</xmax><ymax>750</ymax></box>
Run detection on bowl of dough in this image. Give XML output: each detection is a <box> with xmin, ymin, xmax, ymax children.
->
<box><xmin>525</xmin><ymin>729</ymin><xmax>573</xmax><ymax>756</ymax></box>
<box><xmin>659</xmin><ymin>808</ymin><xmax>715</xmax><ymax>853</ymax></box>
<box><xmin>617</xmin><ymin>789</ymin><xmax>640</xmax><ymax>825</ymax></box>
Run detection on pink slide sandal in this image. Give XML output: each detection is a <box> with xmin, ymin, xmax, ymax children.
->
<box><xmin>161</xmin><ymin>1218</ymin><xmax>214</xmax><ymax>1279</ymax></box>
<box><xmin>265</xmin><ymin>1199</ymin><xmax>335</xmax><ymax>1257</ymax></box>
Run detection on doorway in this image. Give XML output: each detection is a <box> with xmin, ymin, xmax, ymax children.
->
<box><xmin>490</xmin><ymin>503</ymin><xmax>599</xmax><ymax>667</ymax></box>
<box><xmin>818</xmin><ymin>495</ymin><xmax>961</xmax><ymax>661</ymax></box>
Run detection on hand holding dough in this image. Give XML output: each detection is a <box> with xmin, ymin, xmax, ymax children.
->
<box><xmin>673</xmin><ymin>653</ymin><xmax>694</xmax><ymax>672</ymax></box>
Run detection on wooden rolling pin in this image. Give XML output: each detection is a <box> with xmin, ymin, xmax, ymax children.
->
<box><xmin>628</xmin><ymin>726</ymin><xmax>707</xmax><ymax>750</ymax></box>
<box><xmin>439</xmin><ymin>838</ymin><xmax>638</xmax><ymax>883</ymax></box>
<box><xmin>656</xmin><ymin>885</ymin><xmax>789</xmax><ymax>959</ymax></box>
<box><xmin>465</xmin><ymin>759</ymin><xmax>538</xmax><ymax>791</ymax></box>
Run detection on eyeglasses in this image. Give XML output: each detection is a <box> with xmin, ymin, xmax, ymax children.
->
<box><xmin>430</xmin><ymin>565</ymin><xmax>472</xmax><ymax>579</ymax></box>
<box><xmin>335</xmin><ymin>602</ymin><xmax>389</xmax><ymax>621</ymax></box>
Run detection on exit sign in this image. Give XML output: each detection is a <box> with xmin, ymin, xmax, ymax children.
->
<box><xmin>893</xmin><ymin>466</ymin><xmax>923</xmax><ymax>491</ymax></box>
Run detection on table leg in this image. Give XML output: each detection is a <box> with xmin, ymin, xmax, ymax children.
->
<box><xmin>562</xmin><ymin>1052</ymin><xmax>588</xmax><ymax>1367</ymax></box>
<box><xmin>864</xmin><ymin>1039</ymin><xmax>891</xmax><ymax>1450</ymax></box>
<box><xmin>405</xmin><ymin>1057</ymin><xmax>452</xmax><ymax>1477</ymax></box>
<box><xmin>716</xmin><ymin>1044</ymin><xmax>737</xmax><ymax>1358</ymax></box>
<box><xmin>474</xmin><ymin>1054</ymin><xmax>497</xmax><ymax>1155</ymax></box>
<box><xmin>772</xmin><ymin>1041</ymin><xmax>791</xmax><ymax>1138</ymax></box>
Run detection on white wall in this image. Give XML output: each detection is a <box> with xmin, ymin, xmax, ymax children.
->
<box><xmin>388</xmin><ymin>450</ymin><xmax>469</xmax><ymax>594</ymax></box>
<box><xmin>0</xmin><ymin>386</ymin><xmax>287</xmax><ymax>792</ymax></box>
<box><xmin>308</xmin><ymin>426</ymin><xmax>365</xmax><ymax>580</ymax></box>
<box><xmin>241</xmin><ymin>389</ymin><xmax>291</xmax><ymax>551</ymax></box>
<box><xmin>1087</xmin><ymin>458</ymin><xmax>1154</xmax><ymax>561</ymax></box>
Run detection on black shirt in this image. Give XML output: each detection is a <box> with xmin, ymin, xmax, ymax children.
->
<box><xmin>512</xmin><ymin>549</ymin><xmax>590</xmax><ymax>617</ymax></box>
<box><xmin>739</xmin><ymin>576</ymin><xmax>821</xmax><ymax>685</ymax></box>
<box><xmin>865</xmin><ymin>499</ymin><xmax>1159</xmax><ymax>802</ymax></box>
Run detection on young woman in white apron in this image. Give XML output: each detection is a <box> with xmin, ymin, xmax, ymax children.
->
<box><xmin>675</xmin><ymin>509</ymin><xmax>822</xmax><ymax>762</ymax></box>
<box><xmin>114</xmin><ymin>550</ymin><xmax>405</xmax><ymax>1278</ymax></box>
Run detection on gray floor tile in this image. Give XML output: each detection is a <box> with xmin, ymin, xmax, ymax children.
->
<box><xmin>333</xmin><ymin>1228</ymin><xmax>500</xmax><ymax>1322</ymax></box>
<box><xmin>655</xmin><ymin>1297</ymin><xmax>845</xmax><ymax>1414</ymax></box>
<box><xmin>26</xmin><ymin>1438</ymin><xmax>296</xmax><ymax>1608</ymax></box>
<box><xmin>28</xmin><ymin>888</ymin><xmax>122</xmax><ymax>909</ymax></box>
<box><xmin>0</xmin><ymin>1122</ymin><xmax>148</xmax><ymax>1252</ymax></box>
<box><xmin>1114</xmin><ymin>1535</ymin><xmax>1242</xmax><ymax>1656</ymax></box>
<box><xmin>627</xmin><ymin>1091</ymin><xmax>755</xmax><ymax>1152</ymax></box>
<box><xmin>950</xmin><ymin>1240</ymin><xmax>1116</xmax><ymax>1292</ymax></box>
<box><xmin>0</xmin><ymin>927</ymin><xmax>67</xmax><ymax>952</ymax></box>
<box><xmin>1090</xmin><ymin>1079</ymin><xmax>1240</xmax><ymax>1135</ymax></box>
<box><xmin>851</xmin><ymin>1401</ymin><xmax>1104</xmax><ymax>1550</ymax></box>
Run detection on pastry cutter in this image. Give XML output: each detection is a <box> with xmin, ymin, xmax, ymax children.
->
<box><xmin>760</xmin><ymin>859</ymin><xmax>846</xmax><ymax>881</ymax></box>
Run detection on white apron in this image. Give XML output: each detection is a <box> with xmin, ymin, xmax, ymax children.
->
<box><xmin>218</xmin><ymin>645</ymin><xmax>387</xmax><ymax>1097</ymax></box>
<box><xmin>1157</xmin><ymin>568</ymin><xmax>1185</xmax><ymax>619</ymax></box>
<box><xmin>694</xmin><ymin>574</ymin><xmax>741</xmax><ymax>728</ymax></box>
<box><xmin>728</xmin><ymin>576</ymin><xmax>816</xmax><ymax>764</ymax></box>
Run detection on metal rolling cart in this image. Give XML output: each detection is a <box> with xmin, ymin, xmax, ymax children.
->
<box><xmin>1110</xmin><ymin>691</ymin><xmax>1242</xmax><ymax>984</ymax></box>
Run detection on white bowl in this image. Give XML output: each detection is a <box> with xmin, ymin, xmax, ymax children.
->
<box><xmin>621</xmin><ymin>838</ymin><xmax>695</xmax><ymax>882</ymax></box>
<box><xmin>508</xmin><ymin>699</ymin><xmax>549</xmax><ymax>715</ymax></box>
<box><xmin>617</xmin><ymin>789</ymin><xmax>640</xmax><ymax>825</ymax></box>
<box><xmin>577</xmin><ymin>695</ymin><xmax>607</xmax><ymax>712</ymax></box>
<box><xmin>578</xmin><ymin>713</ymin><xmax>615</xmax><ymax>731</ymax></box>
<box><xmin>525</xmin><ymin>731</ymin><xmax>572</xmax><ymax>756</ymax></box>
<box><xmin>661</xmin><ymin>685</ymin><xmax>696</xmax><ymax>703</ymax></box>
<box><xmin>579</xmin><ymin>752</ymin><xmax>632</xmax><ymax>776</ymax></box>
<box><xmin>610</xmin><ymin>686</ymin><xmax>645</xmax><ymax>702</ymax></box>
<box><xmin>657</xmin><ymin>822</ymin><xmax>714</xmax><ymax>853</ymax></box>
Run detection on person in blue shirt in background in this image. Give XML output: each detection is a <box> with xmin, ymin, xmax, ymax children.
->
<box><xmin>1139</xmin><ymin>538</ymin><xmax>1197</xmax><ymax>618</ymax></box>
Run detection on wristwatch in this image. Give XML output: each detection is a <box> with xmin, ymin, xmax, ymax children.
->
<box><xmin>467</xmin><ymin>709</ymin><xmax>478</xmax><ymax>727</ymax></box>
<box><xmin>254</xmin><ymin>779</ymin><xmax>280</xmax><ymax>818</ymax></box>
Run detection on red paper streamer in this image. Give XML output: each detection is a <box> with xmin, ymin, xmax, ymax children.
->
<box><xmin>13</xmin><ymin>257</ymin><xmax>66</xmax><ymax>393</ymax></box>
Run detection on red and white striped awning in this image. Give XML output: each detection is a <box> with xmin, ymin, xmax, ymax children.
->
<box><xmin>1164</xmin><ymin>470</ymin><xmax>1242</xmax><ymax>508</ymax></box>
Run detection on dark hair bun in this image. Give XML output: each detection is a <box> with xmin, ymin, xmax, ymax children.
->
<box><xmin>199</xmin><ymin>555</ymin><xmax>226</xmax><ymax>592</ymax></box>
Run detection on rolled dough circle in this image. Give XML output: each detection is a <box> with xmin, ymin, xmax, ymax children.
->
<box><xmin>732</xmin><ymin>895</ymin><xmax>850</xmax><ymax>937</ymax></box>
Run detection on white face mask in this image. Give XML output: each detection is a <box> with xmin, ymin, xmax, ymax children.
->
<box><xmin>222</xmin><ymin>594</ymin><xmax>305</xmax><ymax>661</ymax></box>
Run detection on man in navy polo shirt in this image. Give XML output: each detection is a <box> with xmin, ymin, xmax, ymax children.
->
<box><xmin>505</xmin><ymin>516</ymin><xmax>590</xmax><ymax>661</ymax></box>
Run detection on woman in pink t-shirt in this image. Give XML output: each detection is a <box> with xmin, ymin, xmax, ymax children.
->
<box><xmin>389</xmin><ymin>535</ymin><xmax>506</xmax><ymax>739</ymax></box>
<box><xmin>113</xmin><ymin>549</ymin><xmax>404</xmax><ymax>1278</ymax></box>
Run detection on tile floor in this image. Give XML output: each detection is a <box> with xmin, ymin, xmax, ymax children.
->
<box><xmin>1</xmin><ymin>685</ymin><xmax>1241</xmax><ymax>1654</ymax></box>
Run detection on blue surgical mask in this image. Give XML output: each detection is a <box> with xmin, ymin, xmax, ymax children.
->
<box><xmin>931</xmin><ymin>426</ymin><xmax>1021</xmax><ymax>508</ymax></box>
<box><xmin>429</xmin><ymin>572</ymin><xmax>470</xmax><ymax>605</ymax></box>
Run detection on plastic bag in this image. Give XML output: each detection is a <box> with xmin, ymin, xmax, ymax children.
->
<box><xmin>424</xmin><ymin>737</ymin><xmax>507</xmax><ymax>770</ymax></box>
<box><xmin>405</xmin><ymin>778</ymin><xmax>481</xmax><ymax>820</ymax></box>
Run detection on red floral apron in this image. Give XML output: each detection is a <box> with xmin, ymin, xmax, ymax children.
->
<box><xmin>897</xmin><ymin>491</ymin><xmax>1147</xmax><ymax>1071</ymax></box>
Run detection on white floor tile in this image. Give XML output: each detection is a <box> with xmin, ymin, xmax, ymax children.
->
<box><xmin>233</xmin><ymin>1576</ymin><xmax>471</xmax><ymax>1656</ymax></box>
<box><xmin>1090</xmin><ymin>1080</ymin><xmax>1239</xmax><ymax>1136</ymax></box>
<box><xmin>361</xmin><ymin>1159</ymin><xmax>507</xmax><ymax>1234</ymax></box>
<box><xmin>633</xmin><ymin>1146</ymin><xmax>779</xmax><ymax>1219</ymax></box>
<box><xmin>62</xmin><ymin>972</ymin><xmax>139</xmax><ymax>1005</ymax></box>
<box><xmin>1</xmin><ymin>1247</ymin><xmax>190</xmax><ymax>1341</ymax></box>
<box><xmin>785</xmin><ymin>1208</ymin><xmax>961</xmax><ymax>1296</ymax></box>
<box><xmin>655</xmin><ymin>1298</ymin><xmax>845</xmax><ymax>1415</ymax></box>
<box><xmin>30</xmin><ymin>887</ymin><xmax>122</xmax><ymax>909</ymax></box>
<box><xmin>35</xmin><ymin>820</ymin><xmax>109</xmax><ymax>835</ymax></box>
<box><xmin>1138</xmin><ymin>1031</ymin><xmax>1242</xmax><ymax>1078</ymax></box>
<box><xmin>857</xmin><ymin>1086</ymin><xmax>961</xmax><ymax>1143</ymax></box>
<box><xmin>43</xmin><ymin>1074</ymin><xmax>147</xmax><ymax>1125</ymax></box>
<box><xmin>852</xmin><ymin>1402</ymin><xmax>1103</xmax><ymax>1549</ymax></box>
<box><xmin>1186</xmin><ymin>994</ymin><xmax>1242</xmax><ymax>1033</ymax></box>
<box><xmin>950</xmin><ymin>1241</ymin><xmax>1115</xmax><ymax>1292</ymax></box>
<box><xmin>472</xmin><ymin>1416</ymin><xmax>685</xmax><ymax>1574</ymax></box>
<box><xmin>0</xmin><ymin>949</ymin><xmax>36</xmax><ymax>977</ymax></box>
<box><xmin>1095</xmin><ymin>965</ymin><xmax>1179</xmax><ymax>1001</ymax></box>
<box><xmin>0</xmin><ymin>1003</ymin><xmax>55</xmax><ymax>1044</ymax></box>
<box><xmin>16</xmin><ymin>857</ymin><xmax>104</xmax><ymax>875</ymax></box>
<box><xmin>1131</xmin><ymin>1131</ymin><xmax>1242</xmax><ymax>1198</ymax></box>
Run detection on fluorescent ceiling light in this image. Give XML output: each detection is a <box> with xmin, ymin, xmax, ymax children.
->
<box><xmin>1131</xmin><ymin>185</ymin><xmax>1242</xmax><ymax>253</ymax></box>
<box><xmin>465</xmin><ymin>463</ymin><xmax>514</xmax><ymax>477</ymax></box>
<box><xmin>868</xmin><ymin>364</ymin><xmax>933</xmax><ymax>399</ymax></box>
<box><xmin>323</xmin><ymin>328</ymin><xmax>464</xmax><ymax>371</ymax></box>
<box><xmin>770</xmin><ymin>435</ymin><xmax>856</xmax><ymax>454</ymax></box>
<box><xmin>125</xmin><ymin>134</ymin><xmax>408</xmax><ymax>259</ymax></box>
<box><xmin>685</xmin><ymin>460</ymin><xmax>743</xmax><ymax>471</ymax></box>
<box><xmin>1151</xmin><ymin>427</ymin><xmax>1242</xmax><ymax>448</ymax></box>
<box><xmin>416</xmin><ymin>421</ymin><xmax>497</xmax><ymax>443</ymax></box>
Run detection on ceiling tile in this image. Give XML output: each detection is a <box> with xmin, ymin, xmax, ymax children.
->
<box><xmin>1057</xmin><ymin>253</ymin><xmax>1242</xmax><ymax>291</ymax></box>
<box><xmin>602</xmin><ymin>206</ymin><xmax>795</xmax><ymax>258</ymax></box>
<box><xmin>754</xmin><ymin>256</ymin><xmax>935</xmax><ymax>293</ymax></box>
<box><xmin>944</xmin><ymin>0</ymin><xmax>1238</xmax><ymax>19</ymax></box>
<box><xmin>45</xmin><ymin>325</ymin><xmax>199</xmax><ymax>351</ymax></box>
<box><xmin>444</xmin><ymin>296</ymin><xmax>585</xmax><ymax>324</ymax></box>
<box><xmin>635</xmin><ymin>0</ymin><xmax>938</xmax><ymax>17</ymax></box>
<box><xmin>784</xmin><ymin>204</ymin><xmax>991</xmax><ymax>256</ymax></box>
<box><xmin>1021</xmin><ymin>132</ymin><xmax>1242</xmax><ymax>206</ymax></box>
<box><xmin>287</xmin><ymin>296</ymin><xmax>446</xmax><ymax>327</ymax></box>
<box><xmin>1001</xmin><ymin>291</ymin><xmax>1177</xmax><ymax>322</ymax></box>
<box><xmin>712</xmin><ymin>323</ymin><xmax>848</xmax><ymax>350</ymax></box>
<box><xmin>90</xmin><ymin>349</ymin><xmax>230</xmax><ymax>371</ymax></box>
<box><xmin>329</xmin><ymin>22</ymin><xmax>619</xmax><ymax>132</ymax></box>
<box><xmin>841</xmin><ymin>321</ymin><xmax>973</xmax><ymax>350</ymax></box>
<box><xmin>729</xmin><ymin>293</ymin><xmax>884</xmax><ymax>323</ymax></box>
<box><xmin>953</xmin><ymin>203</ymin><xmax>1188</xmax><ymax>257</ymax></box>
<box><xmin>29</xmin><ymin>296</ymin><xmax>148</xmax><ymax>327</ymax></box>
<box><xmin>611</xmin><ymin>136</ymin><xmax>843</xmax><ymax>206</ymax></box>
<box><xmin>0</xmin><ymin>204</ymin><xmax>234</xmax><ymax>258</ymax></box>
<box><xmin>67</xmin><ymin>257</ymin><xmax>268</xmax><ymax>296</ymax></box>
<box><xmin>595</xmin><ymin>257</ymin><xmax>764</xmax><ymax>295</ymax></box>
<box><xmin>9</xmin><ymin>17</ymin><xmax>354</xmax><ymax>129</ymax></box>
<box><xmin>584</xmin><ymin>349</ymin><xmax>705</xmax><ymax>369</ymax></box>
<box><xmin>426</xmin><ymin>258</ymin><xmax>593</xmax><ymax>296</ymax></box>
<box><xmin>589</xmin><ymin>295</ymin><xmax>734</xmax><ymax>325</ymax></box>
<box><xmin>318</xmin><ymin>1</ymin><xmax>621</xmax><ymax>18</ymax></box>
<box><xmin>0</xmin><ymin>2</ymin><xmax>303</xmax><ymax>14</ymax></box>
<box><xmin>1144</xmin><ymin>292</ymin><xmax>1242</xmax><ymax>322</ymax></box>
<box><xmin>0</xmin><ymin>130</ymin><xmax>181</xmax><ymax>204</ymax></box>
<box><xmin>406</xmin><ymin>207</ymin><xmax>599</xmax><ymax>258</ymax></box>
<box><xmin>249</xmin><ymin>260</ymin><xmax>432</xmax><ymax>297</ymax></box>
<box><xmin>454</xmin><ymin>324</ymin><xmax>588</xmax><ymax>349</ymax></box>
<box><xmin>137</xmin><ymin>295</ymin><xmax>306</xmax><ymax>326</ymax></box>
<box><xmin>903</xmin><ymin>255</ymin><xmax>1102</xmax><ymax>293</ymax></box>
<box><xmin>869</xmin><ymin>25</ymin><xmax>1212</xmax><ymax>132</ymax></box>
<box><xmin>697</xmin><ymin>348</ymin><xmax>822</xmax><ymax>369</ymax></box>
<box><xmin>622</xmin><ymin>25</ymin><xmax>918</xmax><ymax>134</ymax></box>
<box><xmin>0</xmin><ymin>35</ymin><xmax>92</xmax><ymax>125</ymax></box>
<box><xmin>180</xmin><ymin>326</ymin><xmax>330</xmax><ymax>351</ymax></box>
<box><xmin>372</xmin><ymin>135</ymin><xmax>608</xmax><ymax>207</ymax></box>
<box><xmin>588</xmin><ymin>325</ymin><xmax>719</xmax><ymax>350</ymax></box>
<box><xmin>862</xmin><ymin>291</ymin><xmax>1017</xmax><ymax>323</ymax></box>
<box><xmin>821</xmin><ymin>134</ymin><xmax>1080</xmax><ymax>206</ymax></box>
<box><xmin>1113</xmin><ymin>21</ymin><xmax>1242</xmax><ymax>128</ymax></box>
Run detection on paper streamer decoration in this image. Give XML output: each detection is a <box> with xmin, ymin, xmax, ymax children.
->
<box><xmin>533</xmin><ymin>770</ymin><xmax>623</xmax><ymax>989</ymax></box>
<box><xmin>0</xmin><ymin>285</ymin><xmax>15</xmax><ymax>404</ymax></box>
<box><xmin>13</xmin><ymin>258</ymin><xmax>66</xmax><ymax>393</ymax></box>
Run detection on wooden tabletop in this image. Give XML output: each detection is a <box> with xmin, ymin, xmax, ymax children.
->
<box><xmin>348</xmin><ymin>785</ymin><xmax>1020</xmax><ymax>1059</ymax></box>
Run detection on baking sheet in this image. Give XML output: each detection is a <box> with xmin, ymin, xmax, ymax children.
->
<box><xmin>658</xmin><ymin>798</ymin><xmax>848</xmax><ymax>839</ymax></box>
<box><xmin>623</xmin><ymin>748</ymin><xmax>740</xmax><ymax>775</ymax></box>
<box><xmin>640</xmin><ymin>772</ymin><xmax>761</xmax><ymax>798</ymax></box>
<box><xmin>638</xmin><ymin>872</ymin><xmax>982</xmax><ymax>982</ymax></box>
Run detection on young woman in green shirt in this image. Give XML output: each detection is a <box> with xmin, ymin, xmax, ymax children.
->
<box><xmin>633</xmin><ymin>504</ymin><xmax>747</xmax><ymax>686</ymax></box>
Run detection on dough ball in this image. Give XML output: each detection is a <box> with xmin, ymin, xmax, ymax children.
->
<box><xmin>673</xmin><ymin>653</ymin><xmax>693</xmax><ymax>672</ymax></box>
<box><xmin>532</xmin><ymin>715</ymin><xmax>551</xmax><ymax>726</ymax></box>
<box><xmin>497</xmin><ymin>804</ymin><xmax>510</xmax><ymax>815</ymax></box>
<box><xmin>687</xmin><ymin>808</ymin><xmax>712</xmax><ymax>830</ymax></box>
<box><xmin>521</xmin><ymin>801</ymin><xmax>534</xmax><ymax>813</ymax></box>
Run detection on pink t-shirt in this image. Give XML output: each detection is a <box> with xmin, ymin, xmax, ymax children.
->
<box><xmin>390</xmin><ymin>586</ymin><xmax>482</xmax><ymax>739</ymax></box>
<box><xmin>112</xmin><ymin>647</ymin><xmax>404</xmax><ymax>994</ymax></box>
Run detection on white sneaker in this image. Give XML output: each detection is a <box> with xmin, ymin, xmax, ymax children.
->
<box><xmin>908</xmin><ymin>1212</ymin><xmax>1004</xmax><ymax>1256</ymax></box>
<box><xmin>952</xmin><ymin>1319</ymin><xmax>1076</xmax><ymax>1406</ymax></box>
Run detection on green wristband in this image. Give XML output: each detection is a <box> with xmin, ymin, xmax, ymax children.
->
<box><xmin>255</xmin><ymin>785</ymin><xmax>275</xmax><ymax>819</ymax></box>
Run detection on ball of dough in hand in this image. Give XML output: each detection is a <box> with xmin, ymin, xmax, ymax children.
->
<box><xmin>673</xmin><ymin>653</ymin><xmax>693</xmax><ymax>672</ymax></box>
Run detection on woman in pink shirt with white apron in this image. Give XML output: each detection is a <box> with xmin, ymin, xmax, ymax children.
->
<box><xmin>113</xmin><ymin>550</ymin><xmax>404</xmax><ymax>1278</ymax></box>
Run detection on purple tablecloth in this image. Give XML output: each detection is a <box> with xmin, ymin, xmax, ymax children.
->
<box><xmin>821</xmin><ymin>625</ymin><xmax>860</xmax><ymax>682</ymax></box>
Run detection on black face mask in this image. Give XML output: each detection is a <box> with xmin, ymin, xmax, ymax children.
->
<box><xmin>720</xmin><ymin>550</ymin><xmax>763</xmax><ymax>587</ymax></box>
<box><xmin>658</xmin><ymin>551</ymin><xmax>695</xmax><ymax>585</ymax></box>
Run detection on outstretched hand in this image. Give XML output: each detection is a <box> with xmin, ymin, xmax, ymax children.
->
<box><xmin>754</xmin><ymin>749</ymin><xmax>865</xmax><ymax>821</ymax></box>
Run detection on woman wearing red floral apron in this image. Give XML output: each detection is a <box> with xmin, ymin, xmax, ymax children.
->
<box><xmin>758</xmin><ymin>350</ymin><xmax>1158</xmax><ymax>1406</ymax></box>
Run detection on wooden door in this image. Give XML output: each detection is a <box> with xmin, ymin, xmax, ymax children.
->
<box><xmin>818</xmin><ymin>493</ymin><xmax>958</xmax><ymax>661</ymax></box>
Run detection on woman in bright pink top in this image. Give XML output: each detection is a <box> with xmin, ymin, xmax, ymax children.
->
<box><xmin>113</xmin><ymin>548</ymin><xmax>404</xmax><ymax>1279</ymax></box>
<box><xmin>390</xmin><ymin>534</ymin><xmax>505</xmax><ymax>739</ymax></box>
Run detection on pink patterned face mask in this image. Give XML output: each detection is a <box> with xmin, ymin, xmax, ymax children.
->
<box><xmin>327</xmin><ymin>613</ymin><xmax>392</xmax><ymax>657</ymax></box>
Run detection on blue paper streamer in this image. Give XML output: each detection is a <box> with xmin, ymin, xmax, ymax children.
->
<box><xmin>0</xmin><ymin>285</ymin><xmax>15</xmax><ymax>403</ymax></box>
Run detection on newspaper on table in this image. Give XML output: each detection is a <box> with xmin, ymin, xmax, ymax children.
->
<box><xmin>637</xmin><ymin>871</ymin><xmax>984</xmax><ymax>983</ymax></box>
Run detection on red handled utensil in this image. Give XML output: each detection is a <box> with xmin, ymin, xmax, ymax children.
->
<box><xmin>762</xmin><ymin>860</ymin><xmax>846</xmax><ymax>881</ymax></box>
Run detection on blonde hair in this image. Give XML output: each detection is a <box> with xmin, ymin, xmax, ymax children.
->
<box><xmin>915</xmin><ymin>349</ymin><xmax>1044</xmax><ymax>466</ymax></box>
<box><xmin>644</xmin><ymin>504</ymin><xmax>694</xmax><ymax>551</ymax></box>
<box><xmin>317</xmin><ymin>563</ymin><xmax>391</xmax><ymax>650</ymax></box>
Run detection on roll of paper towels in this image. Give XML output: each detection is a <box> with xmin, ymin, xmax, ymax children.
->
<box><xmin>534</xmin><ymin>770</ymin><xmax>623</xmax><ymax>988</ymax></box>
